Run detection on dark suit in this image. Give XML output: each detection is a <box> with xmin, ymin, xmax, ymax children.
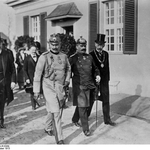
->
<box><xmin>88</xmin><ymin>49</ymin><xmax>111</xmax><ymax>123</ymax></box>
<box><xmin>24</xmin><ymin>54</ymin><xmax>39</xmax><ymax>109</ymax></box>
<box><xmin>0</xmin><ymin>49</ymin><xmax>16</xmax><ymax>126</ymax></box>
<box><xmin>15</xmin><ymin>52</ymin><xmax>27</xmax><ymax>89</ymax></box>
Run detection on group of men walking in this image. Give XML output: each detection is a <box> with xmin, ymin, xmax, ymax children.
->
<box><xmin>0</xmin><ymin>33</ymin><xmax>116</xmax><ymax>144</ymax></box>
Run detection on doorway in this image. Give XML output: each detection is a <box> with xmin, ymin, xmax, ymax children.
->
<box><xmin>63</xmin><ymin>26</ymin><xmax>73</xmax><ymax>35</ymax></box>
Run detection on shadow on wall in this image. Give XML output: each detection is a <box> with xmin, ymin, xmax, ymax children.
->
<box><xmin>135</xmin><ymin>84</ymin><xmax>142</xmax><ymax>96</ymax></box>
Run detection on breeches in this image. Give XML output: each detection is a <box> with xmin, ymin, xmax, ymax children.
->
<box><xmin>45</xmin><ymin>111</ymin><xmax>63</xmax><ymax>142</ymax></box>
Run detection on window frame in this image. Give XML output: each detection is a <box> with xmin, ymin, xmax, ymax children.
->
<box><xmin>103</xmin><ymin>0</ymin><xmax>124</xmax><ymax>54</ymax></box>
<box><xmin>31</xmin><ymin>15</ymin><xmax>40</xmax><ymax>42</ymax></box>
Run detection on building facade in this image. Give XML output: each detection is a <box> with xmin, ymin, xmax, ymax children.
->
<box><xmin>6</xmin><ymin>0</ymin><xmax>150</xmax><ymax>97</ymax></box>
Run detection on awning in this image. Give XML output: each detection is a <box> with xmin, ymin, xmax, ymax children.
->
<box><xmin>45</xmin><ymin>2</ymin><xmax>83</xmax><ymax>21</ymax></box>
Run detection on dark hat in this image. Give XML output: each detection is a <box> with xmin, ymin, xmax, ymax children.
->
<box><xmin>49</xmin><ymin>34</ymin><xmax>60</xmax><ymax>44</ymax></box>
<box><xmin>95</xmin><ymin>34</ymin><xmax>106</xmax><ymax>44</ymax></box>
<box><xmin>76</xmin><ymin>36</ymin><xmax>87</xmax><ymax>44</ymax></box>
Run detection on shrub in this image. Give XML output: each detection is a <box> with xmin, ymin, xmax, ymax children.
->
<box><xmin>56</xmin><ymin>33</ymin><xmax>76</xmax><ymax>57</ymax></box>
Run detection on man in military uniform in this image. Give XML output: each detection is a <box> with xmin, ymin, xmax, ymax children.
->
<box><xmin>0</xmin><ymin>38</ymin><xmax>16</xmax><ymax>128</ymax></box>
<box><xmin>69</xmin><ymin>36</ymin><xmax>100</xmax><ymax>136</ymax></box>
<box><xmin>33</xmin><ymin>34</ymin><xmax>71</xmax><ymax>144</ymax></box>
<box><xmin>88</xmin><ymin>34</ymin><xmax>116</xmax><ymax>126</ymax></box>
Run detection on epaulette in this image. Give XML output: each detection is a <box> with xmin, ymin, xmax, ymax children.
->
<box><xmin>42</xmin><ymin>51</ymin><xmax>49</xmax><ymax>55</ymax></box>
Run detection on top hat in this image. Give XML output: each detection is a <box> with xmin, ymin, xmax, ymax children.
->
<box><xmin>49</xmin><ymin>34</ymin><xmax>60</xmax><ymax>44</ymax></box>
<box><xmin>95</xmin><ymin>34</ymin><xmax>106</xmax><ymax>44</ymax></box>
<box><xmin>76</xmin><ymin>36</ymin><xmax>87</xmax><ymax>44</ymax></box>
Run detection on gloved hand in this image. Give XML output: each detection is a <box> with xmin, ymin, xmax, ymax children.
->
<box><xmin>34</xmin><ymin>93</ymin><xmax>40</xmax><ymax>100</ymax></box>
<box><xmin>96</xmin><ymin>75</ymin><xmax>101</xmax><ymax>84</ymax></box>
<box><xmin>26</xmin><ymin>79</ymin><xmax>30</xmax><ymax>84</ymax></box>
<box><xmin>11</xmin><ymin>82</ymin><xmax>16</xmax><ymax>90</ymax></box>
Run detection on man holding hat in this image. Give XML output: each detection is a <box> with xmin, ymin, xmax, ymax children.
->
<box><xmin>69</xmin><ymin>36</ymin><xmax>100</xmax><ymax>136</ymax></box>
<box><xmin>33</xmin><ymin>34</ymin><xmax>71</xmax><ymax>144</ymax></box>
<box><xmin>88</xmin><ymin>34</ymin><xmax>116</xmax><ymax>126</ymax></box>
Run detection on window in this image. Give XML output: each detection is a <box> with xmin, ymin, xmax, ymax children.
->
<box><xmin>104</xmin><ymin>0</ymin><xmax>123</xmax><ymax>52</ymax></box>
<box><xmin>31</xmin><ymin>16</ymin><xmax>40</xmax><ymax>42</ymax></box>
<box><xmin>104</xmin><ymin>0</ymin><xmax>138</xmax><ymax>54</ymax></box>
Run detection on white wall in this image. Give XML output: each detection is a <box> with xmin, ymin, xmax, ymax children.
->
<box><xmin>109</xmin><ymin>0</ymin><xmax>150</xmax><ymax>97</ymax></box>
<box><xmin>0</xmin><ymin>1</ymin><xmax>15</xmax><ymax>43</ymax></box>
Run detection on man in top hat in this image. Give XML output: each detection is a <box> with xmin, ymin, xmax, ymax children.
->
<box><xmin>33</xmin><ymin>34</ymin><xmax>71</xmax><ymax>144</ymax></box>
<box><xmin>88</xmin><ymin>34</ymin><xmax>116</xmax><ymax>126</ymax></box>
<box><xmin>69</xmin><ymin>36</ymin><xmax>100</xmax><ymax>136</ymax></box>
<box><xmin>0</xmin><ymin>38</ymin><xmax>16</xmax><ymax>128</ymax></box>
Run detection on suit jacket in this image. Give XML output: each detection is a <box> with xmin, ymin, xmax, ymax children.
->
<box><xmin>0</xmin><ymin>49</ymin><xmax>16</xmax><ymax>105</ymax></box>
<box><xmin>90</xmin><ymin>49</ymin><xmax>110</xmax><ymax>102</ymax></box>
<box><xmin>90</xmin><ymin>49</ymin><xmax>110</xmax><ymax>82</ymax></box>
<box><xmin>24</xmin><ymin>54</ymin><xmax>39</xmax><ymax>84</ymax></box>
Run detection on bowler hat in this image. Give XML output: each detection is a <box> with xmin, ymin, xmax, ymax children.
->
<box><xmin>76</xmin><ymin>36</ymin><xmax>87</xmax><ymax>44</ymax></box>
<box><xmin>95</xmin><ymin>34</ymin><xmax>106</xmax><ymax>44</ymax></box>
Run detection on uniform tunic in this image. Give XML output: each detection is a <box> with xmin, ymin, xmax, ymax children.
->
<box><xmin>33</xmin><ymin>51</ymin><xmax>71</xmax><ymax>113</ymax></box>
<box><xmin>69</xmin><ymin>53</ymin><xmax>100</xmax><ymax>107</ymax></box>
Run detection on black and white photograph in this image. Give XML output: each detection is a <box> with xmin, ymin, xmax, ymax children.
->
<box><xmin>0</xmin><ymin>0</ymin><xmax>149</xmax><ymax>148</ymax></box>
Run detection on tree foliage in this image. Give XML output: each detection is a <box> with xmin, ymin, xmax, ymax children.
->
<box><xmin>56</xmin><ymin>33</ymin><xmax>76</xmax><ymax>57</ymax></box>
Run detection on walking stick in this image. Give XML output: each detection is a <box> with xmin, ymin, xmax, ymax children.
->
<box><xmin>96</xmin><ymin>97</ymin><xmax>98</xmax><ymax>128</ymax></box>
<box><xmin>60</xmin><ymin>86</ymin><xmax>69</xmax><ymax>118</ymax></box>
<box><xmin>96</xmin><ymin>84</ymin><xmax>100</xmax><ymax>128</ymax></box>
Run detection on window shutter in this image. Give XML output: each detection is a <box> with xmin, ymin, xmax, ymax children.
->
<box><xmin>123</xmin><ymin>0</ymin><xmax>138</xmax><ymax>54</ymax></box>
<box><xmin>40</xmin><ymin>12</ymin><xmax>47</xmax><ymax>52</ymax></box>
<box><xmin>23</xmin><ymin>16</ymin><xmax>29</xmax><ymax>36</ymax></box>
<box><xmin>89</xmin><ymin>3</ymin><xmax>97</xmax><ymax>52</ymax></box>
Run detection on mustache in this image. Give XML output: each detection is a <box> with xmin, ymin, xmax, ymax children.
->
<box><xmin>81</xmin><ymin>48</ymin><xmax>86</xmax><ymax>51</ymax></box>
